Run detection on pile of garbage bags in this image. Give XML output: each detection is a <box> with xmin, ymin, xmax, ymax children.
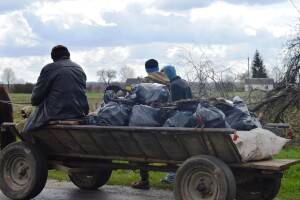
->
<box><xmin>87</xmin><ymin>83</ymin><xmax>262</xmax><ymax>131</ymax></box>
<box><xmin>86</xmin><ymin>83</ymin><xmax>290</xmax><ymax>162</ymax></box>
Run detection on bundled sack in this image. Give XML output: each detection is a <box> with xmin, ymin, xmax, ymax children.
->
<box><xmin>217</xmin><ymin>96</ymin><xmax>261</xmax><ymax>131</ymax></box>
<box><xmin>88</xmin><ymin>102</ymin><xmax>131</xmax><ymax>126</ymax></box>
<box><xmin>232</xmin><ymin>128</ymin><xmax>289</xmax><ymax>162</ymax></box>
<box><xmin>163</xmin><ymin>110</ymin><xmax>194</xmax><ymax>127</ymax></box>
<box><xmin>129</xmin><ymin>105</ymin><xmax>166</xmax><ymax>127</ymax></box>
<box><xmin>132</xmin><ymin>83</ymin><xmax>170</xmax><ymax>105</ymax></box>
<box><xmin>188</xmin><ymin>101</ymin><xmax>229</xmax><ymax>128</ymax></box>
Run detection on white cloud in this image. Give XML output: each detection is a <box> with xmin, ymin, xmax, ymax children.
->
<box><xmin>31</xmin><ymin>0</ymin><xmax>147</xmax><ymax>28</ymax></box>
<box><xmin>0</xmin><ymin>0</ymin><xmax>298</xmax><ymax>83</ymax></box>
<box><xmin>190</xmin><ymin>1</ymin><xmax>297</xmax><ymax>38</ymax></box>
<box><xmin>0</xmin><ymin>11</ymin><xmax>39</xmax><ymax>46</ymax></box>
<box><xmin>244</xmin><ymin>28</ymin><xmax>256</xmax><ymax>36</ymax></box>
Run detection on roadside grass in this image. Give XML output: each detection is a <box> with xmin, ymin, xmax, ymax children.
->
<box><xmin>9</xmin><ymin>92</ymin><xmax>103</xmax><ymax>122</ymax></box>
<box><xmin>8</xmin><ymin>92</ymin><xmax>300</xmax><ymax>198</ymax></box>
<box><xmin>47</xmin><ymin>146</ymin><xmax>300</xmax><ymax>198</ymax></box>
<box><xmin>274</xmin><ymin>146</ymin><xmax>300</xmax><ymax>200</ymax></box>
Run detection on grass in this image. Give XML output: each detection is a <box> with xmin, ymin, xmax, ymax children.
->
<box><xmin>46</xmin><ymin>147</ymin><xmax>300</xmax><ymax>198</ymax></box>
<box><xmin>274</xmin><ymin>146</ymin><xmax>300</xmax><ymax>200</ymax></box>
<box><xmin>48</xmin><ymin>169</ymin><xmax>173</xmax><ymax>190</ymax></box>
<box><xmin>9</xmin><ymin>92</ymin><xmax>103</xmax><ymax>122</ymax></box>
<box><xmin>7</xmin><ymin>93</ymin><xmax>300</xmax><ymax>199</ymax></box>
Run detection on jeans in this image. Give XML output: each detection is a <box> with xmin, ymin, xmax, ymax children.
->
<box><xmin>164</xmin><ymin>172</ymin><xmax>175</xmax><ymax>183</ymax></box>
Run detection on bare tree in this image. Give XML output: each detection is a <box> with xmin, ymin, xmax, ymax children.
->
<box><xmin>119</xmin><ymin>66</ymin><xmax>135</xmax><ymax>82</ymax></box>
<box><xmin>250</xmin><ymin>15</ymin><xmax>300</xmax><ymax>123</ymax></box>
<box><xmin>1</xmin><ymin>67</ymin><xmax>16</xmax><ymax>89</ymax></box>
<box><xmin>174</xmin><ymin>45</ymin><xmax>238</xmax><ymax>99</ymax></box>
<box><xmin>271</xmin><ymin>66</ymin><xmax>283</xmax><ymax>84</ymax></box>
<box><xmin>97</xmin><ymin>69</ymin><xmax>117</xmax><ymax>86</ymax></box>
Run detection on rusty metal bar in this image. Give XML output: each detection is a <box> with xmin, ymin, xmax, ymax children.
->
<box><xmin>46</xmin><ymin>152</ymin><xmax>182</xmax><ymax>164</ymax></box>
<box><xmin>45</xmin><ymin>124</ymin><xmax>235</xmax><ymax>135</ymax></box>
<box><xmin>48</xmin><ymin>160</ymin><xmax>179</xmax><ymax>173</ymax></box>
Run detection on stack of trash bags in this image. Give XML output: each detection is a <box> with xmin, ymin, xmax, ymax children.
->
<box><xmin>87</xmin><ymin>83</ymin><xmax>289</xmax><ymax>162</ymax></box>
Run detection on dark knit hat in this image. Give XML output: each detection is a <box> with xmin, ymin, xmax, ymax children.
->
<box><xmin>51</xmin><ymin>45</ymin><xmax>70</xmax><ymax>61</ymax></box>
<box><xmin>145</xmin><ymin>59</ymin><xmax>159</xmax><ymax>73</ymax></box>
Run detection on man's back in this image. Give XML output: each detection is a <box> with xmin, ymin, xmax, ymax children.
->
<box><xmin>33</xmin><ymin>58</ymin><xmax>88</xmax><ymax>115</ymax></box>
<box><xmin>24</xmin><ymin>56</ymin><xmax>89</xmax><ymax>132</ymax></box>
<box><xmin>170</xmin><ymin>76</ymin><xmax>192</xmax><ymax>101</ymax></box>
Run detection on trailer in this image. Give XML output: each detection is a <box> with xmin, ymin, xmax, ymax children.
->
<box><xmin>0</xmin><ymin>122</ymin><xmax>299</xmax><ymax>200</ymax></box>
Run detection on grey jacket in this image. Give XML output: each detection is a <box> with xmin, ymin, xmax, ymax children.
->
<box><xmin>24</xmin><ymin>57</ymin><xmax>89</xmax><ymax>132</ymax></box>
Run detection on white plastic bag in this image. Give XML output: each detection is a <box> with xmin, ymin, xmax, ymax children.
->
<box><xmin>232</xmin><ymin>128</ymin><xmax>289</xmax><ymax>162</ymax></box>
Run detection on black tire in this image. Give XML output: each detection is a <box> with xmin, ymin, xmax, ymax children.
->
<box><xmin>174</xmin><ymin>155</ymin><xmax>236</xmax><ymax>200</ymax></box>
<box><xmin>69</xmin><ymin>170</ymin><xmax>112</xmax><ymax>190</ymax></box>
<box><xmin>236</xmin><ymin>177</ymin><xmax>281</xmax><ymax>200</ymax></box>
<box><xmin>0</xmin><ymin>141</ymin><xmax>48</xmax><ymax>200</ymax></box>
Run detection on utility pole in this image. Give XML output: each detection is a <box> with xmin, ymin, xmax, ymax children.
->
<box><xmin>247</xmin><ymin>56</ymin><xmax>250</xmax><ymax>79</ymax></box>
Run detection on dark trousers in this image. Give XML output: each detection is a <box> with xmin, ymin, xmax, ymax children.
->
<box><xmin>140</xmin><ymin>170</ymin><xmax>149</xmax><ymax>181</ymax></box>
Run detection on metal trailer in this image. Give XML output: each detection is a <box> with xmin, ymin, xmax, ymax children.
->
<box><xmin>0</xmin><ymin>122</ymin><xmax>299</xmax><ymax>200</ymax></box>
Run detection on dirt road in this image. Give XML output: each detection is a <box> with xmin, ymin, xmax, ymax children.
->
<box><xmin>0</xmin><ymin>179</ymin><xmax>174</xmax><ymax>200</ymax></box>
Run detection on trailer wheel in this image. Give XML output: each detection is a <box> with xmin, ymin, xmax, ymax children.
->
<box><xmin>174</xmin><ymin>155</ymin><xmax>236</xmax><ymax>200</ymax></box>
<box><xmin>69</xmin><ymin>170</ymin><xmax>112</xmax><ymax>190</ymax></box>
<box><xmin>0</xmin><ymin>142</ymin><xmax>48</xmax><ymax>200</ymax></box>
<box><xmin>236</xmin><ymin>177</ymin><xmax>281</xmax><ymax>200</ymax></box>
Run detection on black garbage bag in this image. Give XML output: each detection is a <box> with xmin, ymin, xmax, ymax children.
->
<box><xmin>93</xmin><ymin>102</ymin><xmax>131</xmax><ymax>126</ymax></box>
<box><xmin>129</xmin><ymin>105</ymin><xmax>166</xmax><ymax>127</ymax></box>
<box><xmin>85</xmin><ymin>115</ymin><xmax>97</xmax><ymax>125</ymax></box>
<box><xmin>188</xmin><ymin>101</ymin><xmax>229</xmax><ymax>128</ymax></box>
<box><xmin>132</xmin><ymin>83</ymin><xmax>170</xmax><ymax>105</ymax></box>
<box><xmin>163</xmin><ymin>110</ymin><xmax>194</xmax><ymax>127</ymax></box>
<box><xmin>103</xmin><ymin>85</ymin><xmax>137</xmax><ymax>105</ymax></box>
<box><xmin>219</xmin><ymin>96</ymin><xmax>261</xmax><ymax>130</ymax></box>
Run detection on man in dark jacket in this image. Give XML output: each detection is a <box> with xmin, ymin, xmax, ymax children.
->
<box><xmin>23</xmin><ymin>45</ymin><xmax>89</xmax><ymax>132</ymax></box>
<box><xmin>131</xmin><ymin>59</ymin><xmax>169</xmax><ymax>190</ymax></box>
<box><xmin>160</xmin><ymin>65</ymin><xmax>193</xmax><ymax>184</ymax></box>
<box><xmin>141</xmin><ymin>59</ymin><xmax>170</xmax><ymax>86</ymax></box>
<box><xmin>161</xmin><ymin>65</ymin><xmax>192</xmax><ymax>102</ymax></box>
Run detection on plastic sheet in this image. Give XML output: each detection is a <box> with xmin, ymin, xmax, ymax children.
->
<box><xmin>92</xmin><ymin>102</ymin><xmax>131</xmax><ymax>126</ymax></box>
<box><xmin>129</xmin><ymin>105</ymin><xmax>165</xmax><ymax>127</ymax></box>
<box><xmin>132</xmin><ymin>83</ymin><xmax>170</xmax><ymax>105</ymax></box>
<box><xmin>163</xmin><ymin>111</ymin><xmax>194</xmax><ymax>127</ymax></box>
<box><xmin>189</xmin><ymin>101</ymin><xmax>229</xmax><ymax>128</ymax></box>
<box><xmin>217</xmin><ymin>96</ymin><xmax>262</xmax><ymax>131</ymax></box>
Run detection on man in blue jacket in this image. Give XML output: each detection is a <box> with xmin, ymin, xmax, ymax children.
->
<box><xmin>23</xmin><ymin>45</ymin><xmax>89</xmax><ymax>132</ymax></box>
<box><xmin>161</xmin><ymin>65</ymin><xmax>192</xmax><ymax>102</ymax></box>
<box><xmin>160</xmin><ymin>65</ymin><xmax>193</xmax><ymax>184</ymax></box>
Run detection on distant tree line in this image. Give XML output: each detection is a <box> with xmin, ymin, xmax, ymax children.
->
<box><xmin>0</xmin><ymin>50</ymin><xmax>269</xmax><ymax>96</ymax></box>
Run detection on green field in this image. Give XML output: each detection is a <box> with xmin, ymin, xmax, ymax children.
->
<box><xmin>7</xmin><ymin>93</ymin><xmax>300</xmax><ymax>199</ymax></box>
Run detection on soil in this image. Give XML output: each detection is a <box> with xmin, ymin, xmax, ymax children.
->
<box><xmin>285</xmin><ymin>136</ymin><xmax>300</xmax><ymax>147</ymax></box>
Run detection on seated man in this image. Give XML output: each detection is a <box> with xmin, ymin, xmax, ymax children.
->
<box><xmin>23</xmin><ymin>45</ymin><xmax>89</xmax><ymax>132</ymax></box>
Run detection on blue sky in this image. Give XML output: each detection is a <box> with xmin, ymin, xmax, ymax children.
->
<box><xmin>0</xmin><ymin>0</ymin><xmax>298</xmax><ymax>83</ymax></box>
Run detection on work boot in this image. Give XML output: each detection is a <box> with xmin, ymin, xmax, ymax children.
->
<box><xmin>131</xmin><ymin>180</ymin><xmax>150</xmax><ymax>189</ymax></box>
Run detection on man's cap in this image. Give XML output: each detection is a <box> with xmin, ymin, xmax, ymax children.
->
<box><xmin>145</xmin><ymin>59</ymin><xmax>159</xmax><ymax>73</ymax></box>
